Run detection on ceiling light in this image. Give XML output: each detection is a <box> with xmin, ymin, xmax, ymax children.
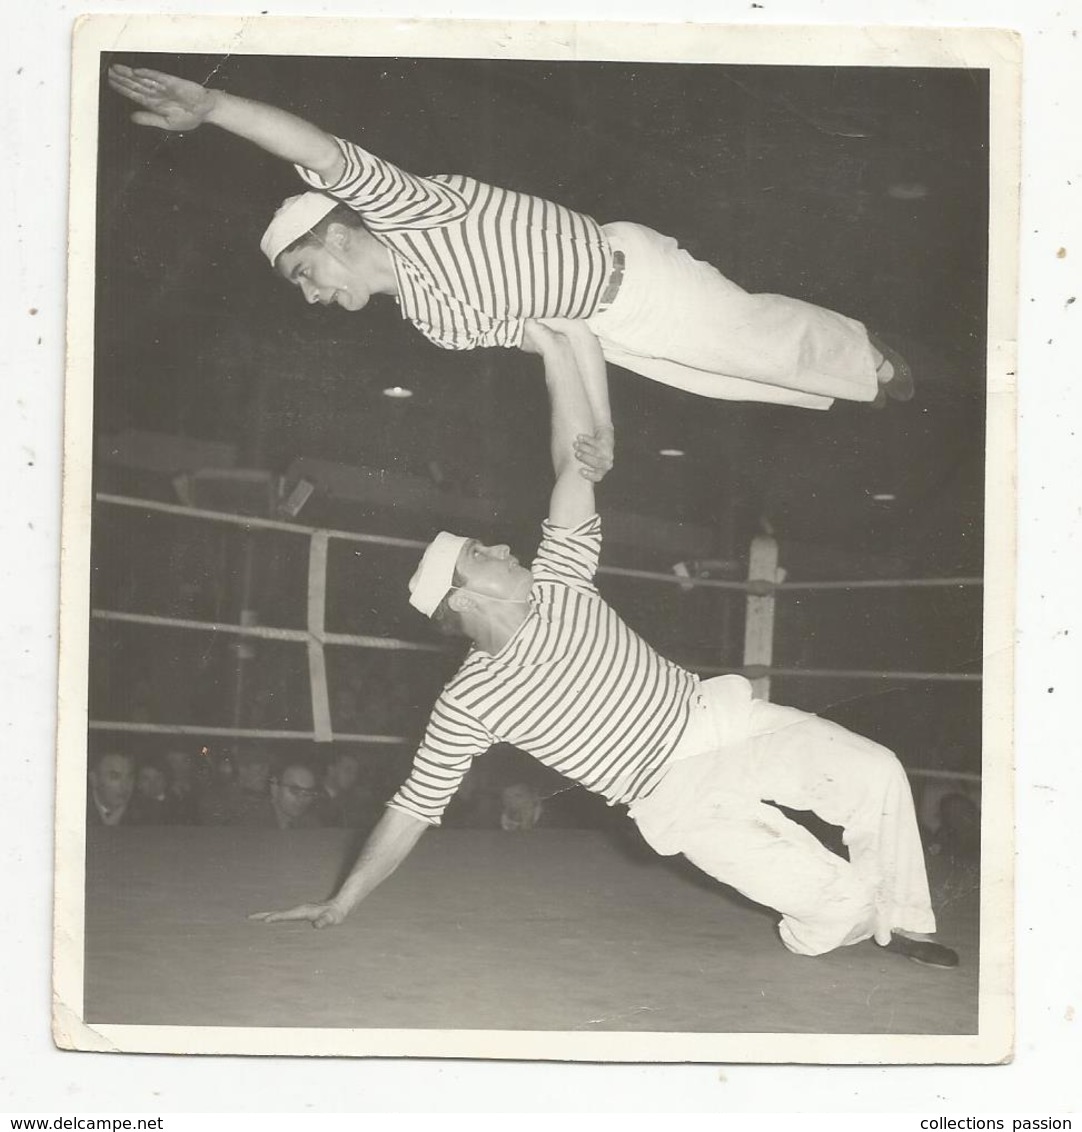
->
<box><xmin>382</xmin><ymin>385</ymin><xmax>413</xmax><ymax>399</ymax></box>
<box><xmin>872</xmin><ymin>492</ymin><xmax>896</xmax><ymax>502</ymax></box>
<box><xmin>658</xmin><ymin>447</ymin><xmax>685</xmax><ymax>458</ymax></box>
<box><xmin>887</xmin><ymin>182</ymin><xmax>929</xmax><ymax>201</ymax></box>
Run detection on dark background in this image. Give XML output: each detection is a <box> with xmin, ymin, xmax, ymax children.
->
<box><xmin>89</xmin><ymin>53</ymin><xmax>988</xmax><ymax>789</ymax></box>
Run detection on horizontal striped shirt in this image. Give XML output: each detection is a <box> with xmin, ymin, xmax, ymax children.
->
<box><xmin>296</xmin><ymin>137</ymin><xmax>614</xmax><ymax>350</ymax></box>
<box><xmin>389</xmin><ymin>515</ymin><xmax>699</xmax><ymax>825</ymax></box>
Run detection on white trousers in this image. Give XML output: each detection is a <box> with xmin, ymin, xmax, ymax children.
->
<box><xmin>587</xmin><ymin>222</ymin><xmax>879</xmax><ymax>410</ymax></box>
<box><xmin>629</xmin><ymin>675</ymin><xmax>936</xmax><ymax>956</ymax></box>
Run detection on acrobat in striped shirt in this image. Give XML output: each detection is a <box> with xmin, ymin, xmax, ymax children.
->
<box><xmin>389</xmin><ymin>514</ymin><xmax>700</xmax><ymax>826</ymax></box>
<box><xmin>297</xmin><ymin>136</ymin><xmax>614</xmax><ymax>351</ymax></box>
<box><xmin>295</xmin><ymin>134</ymin><xmax>883</xmax><ymax>409</ymax></box>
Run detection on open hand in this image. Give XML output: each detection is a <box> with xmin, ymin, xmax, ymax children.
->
<box><xmin>248</xmin><ymin>901</ymin><xmax>346</xmax><ymax>929</ymax></box>
<box><xmin>107</xmin><ymin>65</ymin><xmax>217</xmax><ymax>132</ymax></box>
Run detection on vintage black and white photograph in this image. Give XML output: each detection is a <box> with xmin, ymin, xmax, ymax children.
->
<box><xmin>54</xmin><ymin>17</ymin><xmax>1017</xmax><ymax>1061</ymax></box>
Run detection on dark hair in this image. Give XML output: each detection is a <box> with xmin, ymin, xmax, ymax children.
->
<box><xmin>281</xmin><ymin>202</ymin><xmax>368</xmax><ymax>259</ymax></box>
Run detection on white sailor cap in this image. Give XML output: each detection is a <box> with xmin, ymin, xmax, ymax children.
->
<box><xmin>259</xmin><ymin>191</ymin><xmax>339</xmax><ymax>266</ymax></box>
<box><xmin>408</xmin><ymin>531</ymin><xmax>470</xmax><ymax>617</ymax></box>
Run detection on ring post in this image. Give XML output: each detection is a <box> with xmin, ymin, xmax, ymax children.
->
<box><xmin>307</xmin><ymin>531</ymin><xmax>334</xmax><ymax>742</ymax></box>
<box><xmin>743</xmin><ymin>535</ymin><xmax>782</xmax><ymax>702</ymax></box>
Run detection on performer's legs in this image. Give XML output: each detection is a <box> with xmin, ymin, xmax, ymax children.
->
<box><xmin>588</xmin><ymin>222</ymin><xmax>879</xmax><ymax>405</ymax></box>
<box><xmin>595</xmin><ymin>345</ymin><xmax>836</xmax><ymax>409</ymax></box>
<box><xmin>632</xmin><ymin>742</ymin><xmax>878</xmax><ymax>955</ymax></box>
<box><xmin>732</xmin><ymin>697</ymin><xmax>938</xmax><ymax>945</ymax></box>
<box><xmin>631</xmin><ymin>676</ymin><xmax>938</xmax><ymax>956</ymax></box>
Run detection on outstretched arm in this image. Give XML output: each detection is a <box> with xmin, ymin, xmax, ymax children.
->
<box><xmin>249</xmin><ymin>806</ymin><xmax>428</xmax><ymax>928</ymax></box>
<box><xmin>535</xmin><ymin>318</ymin><xmax>614</xmax><ymax>485</ymax></box>
<box><xmin>538</xmin><ymin>317</ymin><xmax>612</xmax><ymax>441</ymax></box>
<box><xmin>522</xmin><ymin>321</ymin><xmax>612</xmax><ymax>528</ymax></box>
<box><xmin>107</xmin><ymin>65</ymin><xmax>344</xmax><ymax>183</ymax></box>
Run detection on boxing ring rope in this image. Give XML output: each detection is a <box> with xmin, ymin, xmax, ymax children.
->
<box><xmin>738</xmin><ymin>666</ymin><xmax>979</xmax><ymax>683</ymax></box>
<box><xmin>603</xmin><ymin>565</ymin><xmax>984</xmax><ymax>592</ymax></box>
<box><xmin>91</xmin><ymin>610</ymin><xmax>446</xmax><ymax>653</ymax></box>
<box><xmin>89</xmin><ymin>492</ymin><xmax>983</xmax><ymax>784</ymax></box>
<box><xmin>97</xmin><ymin>494</ymin><xmax>984</xmax><ymax>594</ymax></box>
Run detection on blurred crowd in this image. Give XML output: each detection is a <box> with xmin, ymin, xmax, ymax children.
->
<box><xmin>86</xmin><ymin>742</ymin><xmax>979</xmax><ymax>862</ymax></box>
<box><xmin>85</xmin><ymin>744</ymin><xmax>643</xmax><ymax>838</ymax></box>
<box><xmin>86</xmin><ymin>748</ymin><xmax>388</xmax><ymax>833</ymax></box>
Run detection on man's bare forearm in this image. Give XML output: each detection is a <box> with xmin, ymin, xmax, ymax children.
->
<box><xmin>531</xmin><ymin>330</ymin><xmax>598</xmax><ymax>527</ymax></box>
<box><xmin>541</xmin><ymin>336</ymin><xmax>596</xmax><ymax>479</ymax></box>
<box><xmin>539</xmin><ymin>318</ymin><xmax>612</xmax><ymax>435</ymax></box>
<box><xmin>205</xmin><ymin>89</ymin><xmax>345</xmax><ymax>182</ymax></box>
<box><xmin>562</xmin><ymin>321</ymin><xmax>612</xmax><ymax>435</ymax></box>
<box><xmin>329</xmin><ymin>806</ymin><xmax>429</xmax><ymax>915</ymax></box>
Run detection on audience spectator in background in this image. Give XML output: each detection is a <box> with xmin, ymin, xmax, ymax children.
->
<box><xmin>499</xmin><ymin>783</ymin><xmax>544</xmax><ymax>831</ymax></box>
<box><xmin>268</xmin><ymin>762</ymin><xmax>322</xmax><ymax>830</ymax></box>
<box><xmin>315</xmin><ymin>752</ymin><xmax>381</xmax><ymax>831</ymax></box>
<box><xmin>163</xmin><ymin>747</ymin><xmax>203</xmax><ymax>825</ymax></box>
<box><xmin>86</xmin><ymin>751</ymin><xmax>137</xmax><ymax>827</ymax></box>
<box><xmin>129</xmin><ymin>756</ymin><xmax>182</xmax><ymax>825</ymax></box>
<box><xmin>198</xmin><ymin>750</ymin><xmax>272</xmax><ymax>826</ymax></box>
<box><xmin>919</xmin><ymin>779</ymin><xmax>981</xmax><ymax>860</ymax></box>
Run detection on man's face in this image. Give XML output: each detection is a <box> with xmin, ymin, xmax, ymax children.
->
<box><xmin>136</xmin><ymin>765</ymin><xmax>166</xmax><ymax>801</ymax></box>
<box><xmin>91</xmin><ymin>754</ymin><xmax>135</xmax><ymax>811</ymax></box>
<box><xmin>455</xmin><ymin>540</ymin><xmax>533</xmax><ymax>604</ymax></box>
<box><xmin>271</xmin><ymin>766</ymin><xmax>319</xmax><ymax>822</ymax></box>
<box><xmin>329</xmin><ymin>755</ymin><xmax>361</xmax><ymax>794</ymax></box>
<box><xmin>276</xmin><ymin>238</ymin><xmax>373</xmax><ymax>313</ymax></box>
<box><xmin>237</xmin><ymin>756</ymin><xmax>270</xmax><ymax>794</ymax></box>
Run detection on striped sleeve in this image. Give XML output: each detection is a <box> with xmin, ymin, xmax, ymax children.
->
<box><xmin>408</xmin><ymin>310</ymin><xmax>526</xmax><ymax>352</ymax></box>
<box><xmin>294</xmin><ymin>137</ymin><xmax>469</xmax><ymax>232</ymax></box>
<box><xmin>386</xmin><ymin>687</ymin><xmax>495</xmax><ymax>825</ymax></box>
<box><xmin>531</xmin><ymin>515</ymin><xmax>601</xmax><ymax>591</ymax></box>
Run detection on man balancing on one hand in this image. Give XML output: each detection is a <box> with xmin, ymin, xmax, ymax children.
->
<box><xmin>108</xmin><ymin>63</ymin><xmax>915</xmax><ymax>427</ymax></box>
<box><xmin>250</xmin><ymin>320</ymin><xmax>955</xmax><ymax>969</ymax></box>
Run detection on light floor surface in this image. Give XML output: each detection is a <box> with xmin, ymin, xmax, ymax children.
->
<box><xmin>83</xmin><ymin>827</ymin><xmax>979</xmax><ymax>1033</ymax></box>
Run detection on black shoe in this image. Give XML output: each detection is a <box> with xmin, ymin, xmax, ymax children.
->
<box><xmin>868</xmin><ymin>333</ymin><xmax>915</xmax><ymax>403</ymax></box>
<box><xmin>884</xmin><ymin>933</ymin><xmax>959</xmax><ymax>968</ymax></box>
